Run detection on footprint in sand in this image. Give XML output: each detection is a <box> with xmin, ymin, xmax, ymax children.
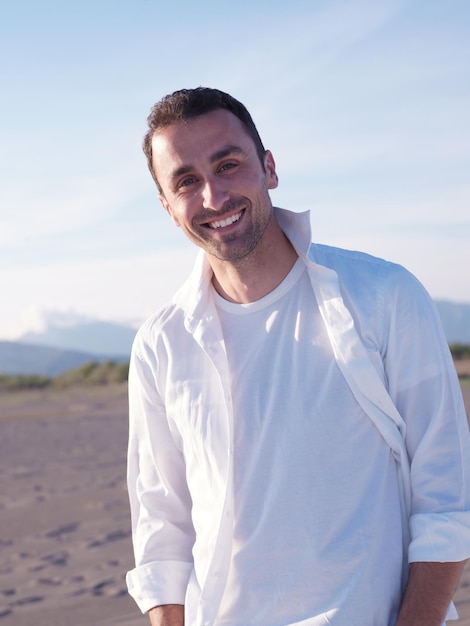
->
<box><xmin>37</xmin><ymin>576</ymin><xmax>62</xmax><ymax>586</ymax></box>
<box><xmin>44</xmin><ymin>522</ymin><xmax>80</xmax><ymax>539</ymax></box>
<box><xmin>40</xmin><ymin>551</ymin><xmax>70</xmax><ymax>567</ymax></box>
<box><xmin>11</xmin><ymin>595</ymin><xmax>44</xmax><ymax>606</ymax></box>
<box><xmin>87</xmin><ymin>528</ymin><xmax>131</xmax><ymax>549</ymax></box>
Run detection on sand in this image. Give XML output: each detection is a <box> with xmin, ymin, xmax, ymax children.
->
<box><xmin>0</xmin><ymin>385</ymin><xmax>145</xmax><ymax>626</ymax></box>
<box><xmin>1</xmin><ymin>382</ymin><xmax>470</xmax><ymax>626</ymax></box>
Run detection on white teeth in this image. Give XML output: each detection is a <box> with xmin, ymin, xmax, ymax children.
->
<box><xmin>208</xmin><ymin>212</ymin><xmax>242</xmax><ymax>229</ymax></box>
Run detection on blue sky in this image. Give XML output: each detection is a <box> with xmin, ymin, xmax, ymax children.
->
<box><xmin>1</xmin><ymin>0</ymin><xmax>469</xmax><ymax>338</ymax></box>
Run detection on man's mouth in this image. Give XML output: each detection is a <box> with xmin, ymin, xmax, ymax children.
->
<box><xmin>207</xmin><ymin>210</ymin><xmax>243</xmax><ymax>229</ymax></box>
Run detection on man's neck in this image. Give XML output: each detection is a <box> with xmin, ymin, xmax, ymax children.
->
<box><xmin>210</xmin><ymin>217</ymin><xmax>298</xmax><ymax>304</ymax></box>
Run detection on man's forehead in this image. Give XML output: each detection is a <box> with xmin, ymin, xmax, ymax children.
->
<box><xmin>151</xmin><ymin>111</ymin><xmax>252</xmax><ymax>167</ymax></box>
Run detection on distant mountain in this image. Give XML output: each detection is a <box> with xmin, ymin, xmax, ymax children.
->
<box><xmin>20</xmin><ymin>320</ymin><xmax>137</xmax><ymax>357</ymax></box>
<box><xmin>435</xmin><ymin>300</ymin><xmax>470</xmax><ymax>344</ymax></box>
<box><xmin>0</xmin><ymin>341</ymin><xmax>127</xmax><ymax>377</ymax></box>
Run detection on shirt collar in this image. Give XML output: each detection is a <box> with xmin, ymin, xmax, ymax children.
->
<box><xmin>172</xmin><ymin>208</ymin><xmax>313</xmax><ymax>329</ymax></box>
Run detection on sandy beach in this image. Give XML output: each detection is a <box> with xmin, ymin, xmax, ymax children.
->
<box><xmin>1</xmin><ymin>382</ymin><xmax>469</xmax><ymax>625</ymax></box>
<box><xmin>0</xmin><ymin>385</ymin><xmax>144</xmax><ymax>626</ymax></box>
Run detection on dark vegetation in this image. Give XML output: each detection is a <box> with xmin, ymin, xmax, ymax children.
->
<box><xmin>450</xmin><ymin>343</ymin><xmax>470</xmax><ymax>360</ymax></box>
<box><xmin>0</xmin><ymin>360</ymin><xmax>129</xmax><ymax>391</ymax></box>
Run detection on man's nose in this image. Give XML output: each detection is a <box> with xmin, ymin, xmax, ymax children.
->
<box><xmin>201</xmin><ymin>176</ymin><xmax>229</xmax><ymax>210</ymax></box>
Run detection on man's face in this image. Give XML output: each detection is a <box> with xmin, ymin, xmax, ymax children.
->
<box><xmin>151</xmin><ymin>109</ymin><xmax>278</xmax><ymax>264</ymax></box>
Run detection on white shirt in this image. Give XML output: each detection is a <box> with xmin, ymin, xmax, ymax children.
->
<box><xmin>126</xmin><ymin>208</ymin><xmax>470</xmax><ymax>625</ymax></box>
<box><xmin>214</xmin><ymin>260</ymin><xmax>403</xmax><ymax>625</ymax></box>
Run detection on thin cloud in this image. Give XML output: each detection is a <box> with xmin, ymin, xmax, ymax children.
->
<box><xmin>0</xmin><ymin>247</ymin><xmax>198</xmax><ymax>339</ymax></box>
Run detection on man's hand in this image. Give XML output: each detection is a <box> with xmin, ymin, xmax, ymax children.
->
<box><xmin>148</xmin><ymin>604</ymin><xmax>184</xmax><ymax>626</ymax></box>
<box><xmin>396</xmin><ymin>561</ymin><xmax>466</xmax><ymax>626</ymax></box>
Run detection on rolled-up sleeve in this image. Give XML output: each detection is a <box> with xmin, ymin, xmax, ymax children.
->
<box><xmin>383</xmin><ymin>264</ymin><xmax>470</xmax><ymax>564</ymax></box>
<box><xmin>126</xmin><ymin>324</ymin><xmax>195</xmax><ymax>612</ymax></box>
<box><xmin>126</xmin><ymin>560</ymin><xmax>193</xmax><ymax>613</ymax></box>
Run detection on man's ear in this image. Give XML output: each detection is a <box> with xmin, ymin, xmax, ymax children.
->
<box><xmin>264</xmin><ymin>150</ymin><xmax>279</xmax><ymax>190</ymax></box>
<box><xmin>158</xmin><ymin>194</ymin><xmax>180</xmax><ymax>227</ymax></box>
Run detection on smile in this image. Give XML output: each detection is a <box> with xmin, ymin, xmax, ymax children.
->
<box><xmin>208</xmin><ymin>211</ymin><xmax>243</xmax><ymax>229</ymax></box>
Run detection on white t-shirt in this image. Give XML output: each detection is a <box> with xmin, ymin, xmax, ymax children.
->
<box><xmin>214</xmin><ymin>259</ymin><xmax>404</xmax><ymax>625</ymax></box>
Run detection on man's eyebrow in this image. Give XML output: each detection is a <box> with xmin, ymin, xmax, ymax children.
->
<box><xmin>170</xmin><ymin>164</ymin><xmax>193</xmax><ymax>181</ymax></box>
<box><xmin>209</xmin><ymin>145</ymin><xmax>245</xmax><ymax>163</ymax></box>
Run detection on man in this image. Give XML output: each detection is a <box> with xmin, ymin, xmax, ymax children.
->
<box><xmin>126</xmin><ymin>87</ymin><xmax>470</xmax><ymax>625</ymax></box>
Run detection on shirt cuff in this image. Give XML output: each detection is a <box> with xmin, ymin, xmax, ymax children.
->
<box><xmin>409</xmin><ymin>511</ymin><xmax>470</xmax><ymax>563</ymax></box>
<box><xmin>126</xmin><ymin>560</ymin><xmax>193</xmax><ymax>613</ymax></box>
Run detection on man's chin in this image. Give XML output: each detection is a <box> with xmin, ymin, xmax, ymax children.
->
<box><xmin>204</xmin><ymin>240</ymin><xmax>261</xmax><ymax>264</ymax></box>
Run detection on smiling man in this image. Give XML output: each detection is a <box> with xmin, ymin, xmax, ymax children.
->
<box><xmin>148</xmin><ymin>106</ymin><xmax>296</xmax><ymax>302</ymax></box>
<box><xmin>126</xmin><ymin>88</ymin><xmax>470</xmax><ymax>626</ymax></box>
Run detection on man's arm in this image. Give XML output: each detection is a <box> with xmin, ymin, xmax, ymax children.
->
<box><xmin>396</xmin><ymin>561</ymin><xmax>466</xmax><ymax>626</ymax></box>
<box><xmin>379</xmin><ymin>267</ymin><xmax>470</xmax><ymax>622</ymax></box>
<box><xmin>127</xmin><ymin>332</ymin><xmax>195</xmax><ymax>614</ymax></box>
<box><xmin>148</xmin><ymin>604</ymin><xmax>184</xmax><ymax>626</ymax></box>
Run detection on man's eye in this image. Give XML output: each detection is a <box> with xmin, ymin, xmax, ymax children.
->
<box><xmin>219</xmin><ymin>162</ymin><xmax>237</xmax><ymax>172</ymax></box>
<box><xmin>179</xmin><ymin>177</ymin><xmax>197</xmax><ymax>188</ymax></box>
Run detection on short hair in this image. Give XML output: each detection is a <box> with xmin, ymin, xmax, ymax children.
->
<box><xmin>143</xmin><ymin>87</ymin><xmax>266</xmax><ymax>192</ymax></box>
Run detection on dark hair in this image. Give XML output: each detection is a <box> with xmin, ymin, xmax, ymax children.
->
<box><xmin>143</xmin><ymin>87</ymin><xmax>266</xmax><ymax>192</ymax></box>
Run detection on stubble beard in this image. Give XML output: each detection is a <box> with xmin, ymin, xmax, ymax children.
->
<box><xmin>196</xmin><ymin>199</ymin><xmax>274</xmax><ymax>265</ymax></box>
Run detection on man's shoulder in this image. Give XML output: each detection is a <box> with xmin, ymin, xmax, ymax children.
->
<box><xmin>310</xmin><ymin>242</ymin><xmax>401</xmax><ymax>289</ymax></box>
<box><xmin>133</xmin><ymin>300</ymin><xmax>187</xmax><ymax>351</ymax></box>
<box><xmin>134</xmin><ymin>259</ymin><xmax>205</xmax><ymax>341</ymax></box>
<box><xmin>311</xmin><ymin>242</ymin><xmax>393</xmax><ymax>270</ymax></box>
<box><xmin>308</xmin><ymin>242</ymin><xmax>426</xmax><ymax>329</ymax></box>
<box><xmin>310</xmin><ymin>242</ymin><xmax>419</xmax><ymax>287</ymax></box>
